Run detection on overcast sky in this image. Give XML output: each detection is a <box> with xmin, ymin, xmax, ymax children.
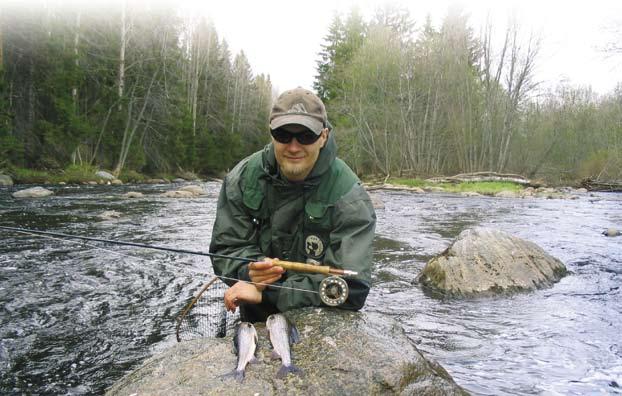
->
<box><xmin>182</xmin><ymin>0</ymin><xmax>622</xmax><ymax>95</ymax></box>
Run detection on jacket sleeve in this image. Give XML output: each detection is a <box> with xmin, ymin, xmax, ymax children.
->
<box><xmin>209</xmin><ymin>170</ymin><xmax>264</xmax><ymax>286</ymax></box>
<box><xmin>263</xmin><ymin>184</ymin><xmax>376</xmax><ymax>312</ymax></box>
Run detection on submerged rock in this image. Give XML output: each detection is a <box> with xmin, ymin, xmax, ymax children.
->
<box><xmin>417</xmin><ymin>227</ymin><xmax>567</xmax><ymax>297</ymax></box>
<box><xmin>160</xmin><ymin>190</ymin><xmax>195</xmax><ymax>198</ymax></box>
<box><xmin>603</xmin><ymin>228</ymin><xmax>620</xmax><ymax>237</ymax></box>
<box><xmin>123</xmin><ymin>191</ymin><xmax>144</xmax><ymax>198</ymax></box>
<box><xmin>106</xmin><ymin>308</ymin><xmax>467</xmax><ymax>396</ymax></box>
<box><xmin>12</xmin><ymin>187</ymin><xmax>54</xmax><ymax>198</ymax></box>
<box><xmin>98</xmin><ymin>210</ymin><xmax>122</xmax><ymax>220</ymax></box>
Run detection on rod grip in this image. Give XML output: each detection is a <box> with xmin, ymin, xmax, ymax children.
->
<box><xmin>272</xmin><ymin>259</ymin><xmax>332</xmax><ymax>275</ymax></box>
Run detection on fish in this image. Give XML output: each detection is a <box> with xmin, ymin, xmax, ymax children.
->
<box><xmin>229</xmin><ymin>322</ymin><xmax>258</xmax><ymax>382</ymax></box>
<box><xmin>266</xmin><ymin>313</ymin><xmax>302</xmax><ymax>378</ymax></box>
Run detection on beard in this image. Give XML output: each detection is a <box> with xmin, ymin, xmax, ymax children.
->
<box><xmin>279</xmin><ymin>162</ymin><xmax>311</xmax><ymax>180</ymax></box>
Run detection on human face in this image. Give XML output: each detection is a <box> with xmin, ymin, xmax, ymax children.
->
<box><xmin>272</xmin><ymin>124</ymin><xmax>328</xmax><ymax>182</ymax></box>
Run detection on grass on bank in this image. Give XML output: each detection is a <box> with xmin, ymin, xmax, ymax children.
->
<box><xmin>387</xmin><ymin>177</ymin><xmax>524</xmax><ymax>195</ymax></box>
<box><xmin>7</xmin><ymin>166</ymin><xmax>192</xmax><ymax>184</ymax></box>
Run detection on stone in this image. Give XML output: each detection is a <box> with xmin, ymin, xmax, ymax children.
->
<box><xmin>12</xmin><ymin>187</ymin><xmax>54</xmax><ymax>198</ymax></box>
<box><xmin>145</xmin><ymin>179</ymin><xmax>167</xmax><ymax>184</ymax></box>
<box><xmin>95</xmin><ymin>171</ymin><xmax>116</xmax><ymax>180</ymax></box>
<box><xmin>160</xmin><ymin>190</ymin><xmax>195</xmax><ymax>198</ymax></box>
<box><xmin>417</xmin><ymin>227</ymin><xmax>567</xmax><ymax>297</ymax></box>
<box><xmin>603</xmin><ymin>228</ymin><xmax>621</xmax><ymax>237</ymax></box>
<box><xmin>111</xmin><ymin>179</ymin><xmax>123</xmax><ymax>185</ymax></box>
<box><xmin>0</xmin><ymin>174</ymin><xmax>13</xmax><ymax>186</ymax></box>
<box><xmin>460</xmin><ymin>191</ymin><xmax>481</xmax><ymax>197</ymax></box>
<box><xmin>98</xmin><ymin>210</ymin><xmax>122</xmax><ymax>220</ymax></box>
<box><xmin>369</xmin><ymin>194</ymin><xmax>385</xmax><ymax>209</ymax></box>
<box><xmin>106</xmin><ymin>308</ymin><xmax>467</xmax><ymax>396</ymax></box>
<box><xmin>178</xmin><ymin>185</ymin><xmax>205</xmax><ymax>196</ymax></box>
<box><xmin>172</xmin><ymin>178</ymin><xmax>186</xmax><ymax>183</ymax></box>
<box><xmin>123</xmin><ymin>192</ymin><xmax>144</xmax><ymax>198</ymax></box>
<box><xmin>495</xmin><ymin>190</ymin><xmax>519</xmax><ymax>198</ymax></box>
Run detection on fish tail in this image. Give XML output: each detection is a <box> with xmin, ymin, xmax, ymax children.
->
<box><xmin>276</xmin><ymin>364</ymin><xmax>302</xmax><ymax>379</ymax></box>
<box><xmin>234</xmin><ymin>369</ymin><xmax>245</xmax><ymax>382</ymax></box>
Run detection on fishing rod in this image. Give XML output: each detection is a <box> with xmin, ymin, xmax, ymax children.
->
<box><xmin>2</xmin><ymin>224</ymin><xmax>354</xmax><ymax>326</ymax></box>
<box><xmin>0</xmin><ymin>225</ymin><xmax>357</xmax><ymax>277</ymax></box>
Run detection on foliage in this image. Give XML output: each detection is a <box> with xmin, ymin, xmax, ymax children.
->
<box><xmin>58</xmin><ymin>164</ymin><xmax>99</xmax><ymax>184</ymax></box>
<box><xmin>314</xmin><ymin>6</ymin><xmax>621</xmax><ymax>183</ymax></box>
<box><xmin>10</xmin><ymin>168</ymin><xmax>51</xmax><ymax>184</ymax></box>
<box><xmin>388</xmin><ymin>178</ymin><xmax>523</xmax><ymax>194</ymax></box>
<box><xmin>1</xmin><ymin>2</ymin><xmax>271</xmax><ymax>176</ymax></box>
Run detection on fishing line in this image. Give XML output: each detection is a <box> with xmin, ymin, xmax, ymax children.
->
<box><xmin>0</xmin><ymin>225</ymin><xmax>319</xmax><ymax>295</ymax></box>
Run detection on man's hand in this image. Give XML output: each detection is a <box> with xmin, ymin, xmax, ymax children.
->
<box><xmin>248</xmin><ymin>258</ymin><xmax>285</xmax><ymax>291</ymax></box>
<box><xmin>224</xmin><ymin>281</ymin><xmax>262</xmax><ymax>312</ymax></box>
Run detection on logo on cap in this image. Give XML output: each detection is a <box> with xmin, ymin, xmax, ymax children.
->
<box><xmin>288</xmin><ymin>103</ymin><xmax>308</xmax><ymax>114</ymax></box>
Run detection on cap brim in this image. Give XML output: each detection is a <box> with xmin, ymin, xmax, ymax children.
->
<box><xmin>270</xmin><ymin>115</ymin><xmax>323</xmax><ymax>135</ymax></box>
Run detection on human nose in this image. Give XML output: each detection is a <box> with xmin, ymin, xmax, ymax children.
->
<box><xmin>284</xmin><ymin>136</ymin><xmax>303</xmax><ymax>151</ymax></box>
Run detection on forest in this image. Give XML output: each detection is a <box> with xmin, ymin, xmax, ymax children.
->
<box><xmin>1</xmin><ymin>2</ymin><xmax>621</xmax><ymax>184</ymax></box>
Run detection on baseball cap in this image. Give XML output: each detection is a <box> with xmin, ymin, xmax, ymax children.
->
<box><xmin>269</xmin><ymin>87</ymin><xmax>327</xmax><ymax>135</ymax></box>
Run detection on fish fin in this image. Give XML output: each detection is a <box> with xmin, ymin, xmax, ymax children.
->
<box><xmin>219</xmin><ymin>369</ymin><xmax>245</xmax><ymax>383</ymax></box>
<box><xmin>232</xmin><ymin>335</ymin><xmax>239</xmax><ymax>355</ymax></box>
<box><xmin>289</xmin><ymin>323</ymin><xmax>301</xmax><ymax>344</ymax></box>
<box><xmin>276</xmin><ymin>364</ymin><xmax>303</xmax><ymax>379</ymax></box>
<box><xmin>271</xmin><ymin>350</ymin><xmax>281</xmax><ymax>360</ymax></box>
<box><xmin>234</xmin><ymin>369</ymin><xmax>245</xmax><ymax>383</ymax></box>
<box><xmin>249</xmin><ymin>356</ymin><xmax>260</xmax><ymax>364</ymax></box>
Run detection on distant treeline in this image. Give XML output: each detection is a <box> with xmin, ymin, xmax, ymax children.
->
<box><xmin>316</xmin><ymin>7</ymin><xmax>622</xmax><ymax>183</ymax></box>
<box><xmin>0</xmin><ymin>2</ymin><xmax>272</xmax><ymax>177</ymax></box>
<box><xmin>0</xmin><ymin>3</ymin><xmax>620</xmax><ymax>183</ymax></box>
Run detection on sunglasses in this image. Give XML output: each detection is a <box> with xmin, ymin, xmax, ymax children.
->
<box><xmin>270</xmin><ymin>128</ymin><xmax>321</xmax><ymax>145</ymax></box>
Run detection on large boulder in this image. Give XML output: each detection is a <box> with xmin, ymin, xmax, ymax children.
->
<box><xmin>106</xmin><ymin>308</ymin><xmax>468</xmax><ymax>395</ymax></box>
<box><xmin>417</xmin><ymin>227</ymin><xmax>567</xmax><ymax>297</ymax></box>
<box><xmin>12</xmin><ymin>187</ymin><xmax>54</xmax><ymax>198</ymax></box>
<box><xmin>0</xmin><ymin>174</ymin><xmax>13</xmax><ymax>186</ymax></box>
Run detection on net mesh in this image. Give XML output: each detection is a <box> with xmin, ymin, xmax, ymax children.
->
<box><xmin>175</xmin><ymin>277</ymin><xmax>240</xmax><ymax>342</ymax></box>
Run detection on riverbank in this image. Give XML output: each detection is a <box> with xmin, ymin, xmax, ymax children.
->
<box><xmin>0</xmin><ymin>166</ymin><xmax>215</xmax><ymax>186</ymax></box>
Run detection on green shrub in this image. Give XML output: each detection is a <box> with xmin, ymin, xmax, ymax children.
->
<box><xmin>118</xmin><ymin>169</ymin><xmax>146</xmax><ymax>183</ymax></box>
<box><xmin>58</xmin><ymin>164</ymin><xmax>99</xmax><ymax>184</ymax></box>
<box><xmin>11</xmin><ymin>168</ymin><xmax>51</xmax><ymax>184</ymax></box>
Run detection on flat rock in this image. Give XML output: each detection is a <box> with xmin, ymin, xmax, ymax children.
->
<box><xmin>106</xmin><ymin>308</ymin><xmax>468</xmax><ymax>396</ymax></box>
<box><xmin>12</xmin><ymin>187</ymin><xmax>54</xmax><ymax>198</ymax></box>
<box><xmin>178</xmin><ymin>185</ymin><xmax>205</xmax><ymax>196</ymax></box>
<box><xmin>161</xmin><ymin>190</ymin><xmax>195</xmax><ymax>198</ymax></box>
<box><xmin>417</xmin><ymin>227</ymin><xmax>567</xmax><ymax>297</ymax></box>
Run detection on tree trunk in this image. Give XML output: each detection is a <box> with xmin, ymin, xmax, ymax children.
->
<box><xmin>118</xmin><ymin>0</ymin><xmax>127</xmax><ymax>111</ymax></box>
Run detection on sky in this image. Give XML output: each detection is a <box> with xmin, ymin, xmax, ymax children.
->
<box><xmin>182</xmin><ymin>0</ymin><xmax>622</xmax><ymax>95</ymax></box>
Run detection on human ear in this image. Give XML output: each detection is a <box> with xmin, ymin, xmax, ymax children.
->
<box><xmin>320</xmin><ymin>128</ymin><xmax>329</xmax><ymax>147</ymax></box>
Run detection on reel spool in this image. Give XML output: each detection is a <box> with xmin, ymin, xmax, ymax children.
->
<box><xmin>319</xmin><ymin>276</ymin><xmax>349</xmax><ymax>306</ymax></box>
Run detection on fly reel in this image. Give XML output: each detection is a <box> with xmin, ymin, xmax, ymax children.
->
<box><xmin>319</xmin><ymin>276</ymin><xmax>349</xmax><ymax>306</ymax></box>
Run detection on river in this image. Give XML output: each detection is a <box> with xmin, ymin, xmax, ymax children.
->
<box><xmin>0</xmin><ymin>182</ymin><xmax>620</xmax><ymax>395</ymax></box>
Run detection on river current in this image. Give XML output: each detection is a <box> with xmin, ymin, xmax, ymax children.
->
<box><xmin>0</xmin><ymin>182</ymin><xmax>620</xmax><ymax>395</ymax></box>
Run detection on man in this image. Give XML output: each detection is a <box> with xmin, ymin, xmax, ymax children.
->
<box><xmin>210</xmin><ymin>87</ymin><xmax>376</xmax><ymax>322</ymax></box>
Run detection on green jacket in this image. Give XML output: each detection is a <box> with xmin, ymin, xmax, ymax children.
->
<box><xmin>209</xmin><ymin>133</ymin><xmax>376</xmax><ymax>312</ymax></box>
